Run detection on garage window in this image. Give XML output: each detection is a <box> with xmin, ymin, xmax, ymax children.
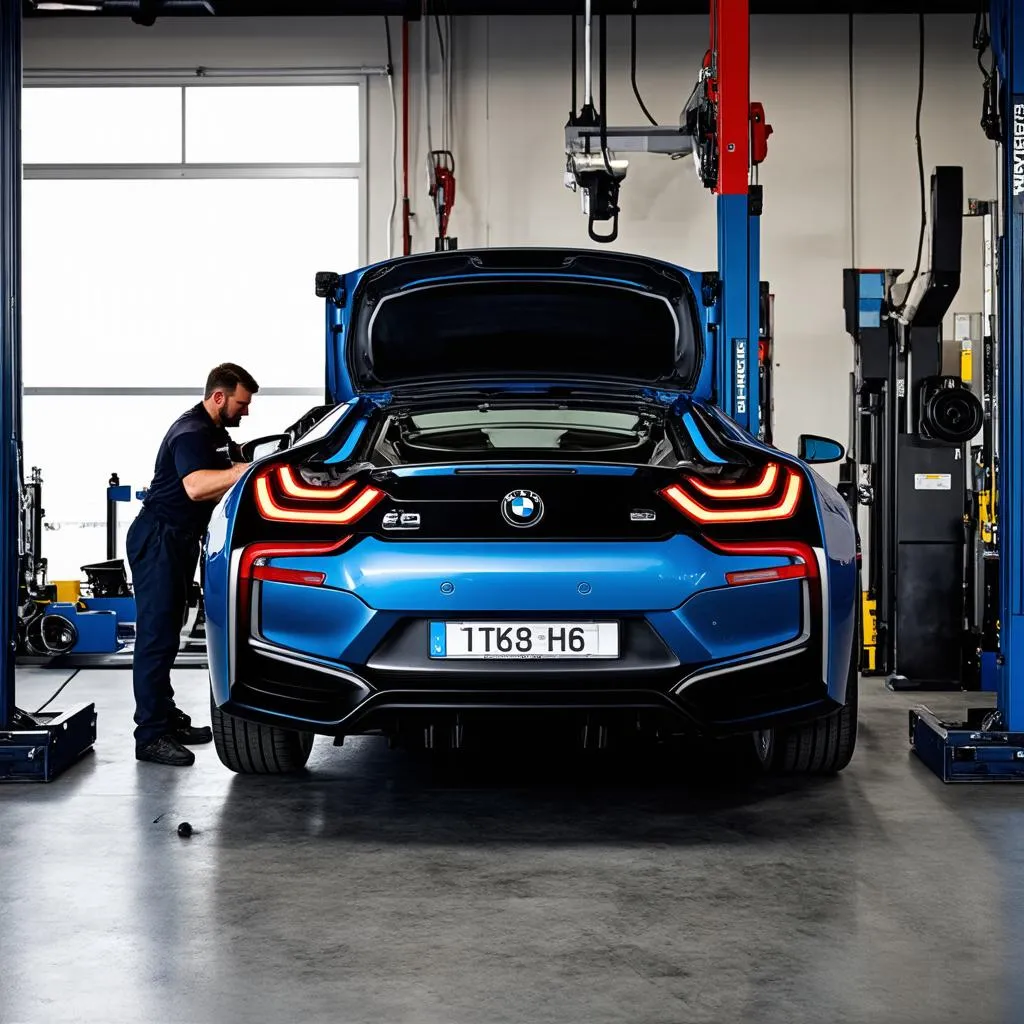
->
<box><xmin>22</xmin><ymin>87</ymin><xmax>183</xmax><ymax>164</ymax></box>
<box><xmin>22</xmin><ymin>78</ymin><xmax>366</xmax><ymax>578</ymax></box>
<box><xmin>185</xmin><ymin>85</ymin><xmax>360</xmax><ymax>163</ymax></box>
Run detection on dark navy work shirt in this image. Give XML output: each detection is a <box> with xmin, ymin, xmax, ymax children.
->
<box><xmin>142</xmin><ymin>403</ymin><xmax>241</xmax><ymax>533</ymax></box>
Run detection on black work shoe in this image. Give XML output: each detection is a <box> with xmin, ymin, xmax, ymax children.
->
<box><xmin>136</xmin><ymin>734</ymin><xmax>196</xmax><ymax>767</ymax></box>
<box><xmin>168</xmin><ymin>707</ymin><xmax>213</xmax><ymax>746</ymax></box>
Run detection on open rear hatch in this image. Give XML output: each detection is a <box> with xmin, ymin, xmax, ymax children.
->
<box><xmin>329</xmin><ymin>249</ymin><xmax>704</xmax><ymax>399</ymax></box>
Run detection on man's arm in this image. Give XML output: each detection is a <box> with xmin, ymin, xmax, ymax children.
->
<box><xmin>173</xmin><ymin>431</ymin><xmax>249</xmax><ymax>504</ymax></box>
<box><xmin>181</xmin><ymin>463</ymin><xmax>247</xmax><ymax>503</ymax></box>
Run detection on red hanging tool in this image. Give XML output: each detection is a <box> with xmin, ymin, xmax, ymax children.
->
<box><xmin>750</xmin><ymin>101</ymin><xmax>773</xmax><ymax>167</ymax></box>
<box><xmin>427</xmin><ymin>150</ymin><xmax>457</xmax><ymax>251</ymax></box>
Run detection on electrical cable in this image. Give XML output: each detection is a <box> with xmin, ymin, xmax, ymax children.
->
<box><xmin>422</xmin><ymin>4</ymin><xmax>433</xmax><ymax>159</ymax></box>
<box><xmin>433</xmin><ymin>13</ymin><xmax>448</xmax><ymax>151</ymax></box>
<box><xmin>421</xmin><ymin>4</ymin><xmax>437</xmax><ymax>240</ymax></box>
<box><xmin>384</xmin><ymin>16</ymin><xmax>397</xmax><ymax>259</ymax></box>
<box><xmin>447</xmin><ymin>16</ymin><xmax>454</xmax><ymax>156</ymax></box>
<box><xmin>422</xmin><ymin>9</ymin><xmax>454</xmax><ymax>243</ymax></box>
<box><xmin>34</xmin><ymin>669</ymin><xmax>80</xmax><ymax>715</ymax></box>
<box><xmin>401</xmin><ymin>17</ymin><xmax>411</xmax><ymax>256</ymax></box>
<box><xmin>973</xmin><ymin>4</ymin><xmax>1001</xmax><ymax>141</ymax></box>
<box><xmin>571</xmin><ymin>14</ymin><xmax>577</xmax><ymax>114</ymax></box>
<box><xmin>445</xmin><ymin>16</ymin><xmax>452</xmax><ymax>154</ymax></box>
<box><xmin>900</xmin><ymin>12</ymin><xmax>927</xmax><ymax>313</ymax></box>
<box><xmin>433</xmin><ymin>13</ymin><xmax>446</xmax><ymax>64</ymax></box>
<box><xmin>598</xmin><ymin>11</ymin><xmax>614</xmax><ymax>176</ymax></box>
<box><xmin>630</xmin><ymin>7</ymin><xmax>658</xmax><ymax>126</ymax></box>
<box><xmin>848</xmin><ymin>12</ymin><xmax>856</xmax><ymax>267</ymax></box>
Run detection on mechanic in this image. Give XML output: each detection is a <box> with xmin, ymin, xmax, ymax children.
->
<box><xmin>128</xmin><ymin>363</ymin><xmax>259</xmax><ymax>767</ymax></box>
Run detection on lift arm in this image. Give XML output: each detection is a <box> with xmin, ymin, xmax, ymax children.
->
<box><xmin>564</xmin><ymin>0</ymin><xmax>769</xmax><ymax>438</ymax></box>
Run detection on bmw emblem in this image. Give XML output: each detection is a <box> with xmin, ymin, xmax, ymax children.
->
<box><xmin>501</xmin><ymin>489</ymin><xmax>544</xmax><ymax>528</ymax></box>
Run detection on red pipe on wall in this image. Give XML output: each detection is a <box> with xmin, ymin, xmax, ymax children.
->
<box><xmin>401</xmin><ymin>17</ymin><xmax>412</xmax><ymax>256</ymax></box>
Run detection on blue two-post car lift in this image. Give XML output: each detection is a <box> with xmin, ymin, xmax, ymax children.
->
<box><xmin>908</xmin><ymin>0</ymin><xmax>1024</xmax><ymax>782</ymax></box>
<box><xmin>0</xmin><ymin>0</ymin><xmax>97</xmax><ymax>781</ymax></box>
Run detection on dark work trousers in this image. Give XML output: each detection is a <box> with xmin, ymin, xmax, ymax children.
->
<box><xmin>126</xmin><ymin>509</ymin><xmax>201</xmax><ymax>748</ymax></box>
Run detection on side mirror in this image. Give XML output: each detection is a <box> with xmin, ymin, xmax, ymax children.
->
<box><xmin>240</xmin><ymin>433</ymin><xmax>289</xmax><ymax>463</ymax></box>
<box><xmin>314</xmin><ymin>271</ymin><xmax>344</xmax><ymax>304</ymax></box>
<box><xmin>797</xmin><ymin>433</ymin><xmax>845</xmax><ymax>464</ymax></box>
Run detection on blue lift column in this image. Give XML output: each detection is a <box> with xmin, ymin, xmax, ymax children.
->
<box><xmin>0</xmin><ymin>0</ymin><xmax>22</xmax><ymax>731</ymax></box>
<box><xmin>711</xmin><ymin>0</ymin><xmax>762</xmax><ymax>440</ymax></box>
<box><xmin>0</xmin><ymin>0</ymin><xmax>97</xmax><ymax>782</ymax></box>
<box><xmin>909</xmin><ymin>0</ymin><xmax>1024</xmax><ymax>781</ymax></box>
<box><xmin>996</xmin><ymin>0</ymin><xmax>1024</xmax><ymax>732</ymax></box>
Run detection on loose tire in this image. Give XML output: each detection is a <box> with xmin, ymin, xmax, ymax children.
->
<box><xmin>211</xmin><ymin>692</ymin><xmax>315</xmax><ymax>775</ymax></box>
<box><xmin>774</xmin><ymin>631</ymin><xmax>859</xmax><ymax>776</ymax></box>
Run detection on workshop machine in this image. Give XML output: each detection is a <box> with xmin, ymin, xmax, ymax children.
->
<box><xmin>841</xmin><ymin>167</ymin><xmax>986</xmax><ymax>691</ymax></box>
<box><xmin>14</xmin><ymin>467</ymin><xmax>205</xmax><ymax>667</ymax></box>
<box><xmin>841</xmin><ymin>180</ymin><xmax>1001</xmax><ymax>695</ymax></box>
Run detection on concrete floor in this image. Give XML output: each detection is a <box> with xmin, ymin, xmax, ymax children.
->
<box><xmin>2</xmin><ymin>669</ymin><xmax>1024</xmax><ymax>1024</ymax></box>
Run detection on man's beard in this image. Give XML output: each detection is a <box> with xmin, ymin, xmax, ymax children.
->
<box><xmin>221</xmin><ymin>411</ymin><xmax>242</xmax><ymax>428</ymax></box>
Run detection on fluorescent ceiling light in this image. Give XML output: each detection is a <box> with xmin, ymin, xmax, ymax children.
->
<box><xmin>33</xmin><ymin>2</ymin><xmax>103</xmax><ymax>10</ymax></box>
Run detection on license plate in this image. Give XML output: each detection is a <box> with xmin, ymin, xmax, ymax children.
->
<box><xmin>429</xmin><ymin>621</ymin><xmax>619</xmax><ymax>659</ymax></box>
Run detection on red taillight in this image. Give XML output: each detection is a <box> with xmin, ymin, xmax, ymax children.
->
<box><xmin>251</xmin><ymin>565</ymin><xmax>327</xmax><ymax>586</ymax></box>
<box><xmin>277</xmin><ymin>465</ymin><xmax>357</xmax><ymax>501</ymax></box>
<box><xmin>237</xmin><ymin>539</ymin><xmax>349</xmax><ymax>636</ymax></box>
<box><xmin>660</xmin><ymin>462</ymin><xmax>802</xmax><ymax>524</ymax></box>
<box><xmin>725</xmin><ymin>564</ymin><xmax>808</xmax><ymax>586</ymax></box>
<box><xmin>239</xmin><ymin>539</ymin><xmax>352</xmax><ymax>581</ymax></box>
<box><xmin>253</xmin><ymin>465</ymin><xmax>384</xmax><ymax>525</ymax></box>
<box><xmin>710</xmin><ymin>539</ymin><xmax>819</xmax><ymax>585</ymax></box>
<box><xmin>689</xmin><ymin>462</ymin><xmax>779</xmax><ymax>500</ymax></box>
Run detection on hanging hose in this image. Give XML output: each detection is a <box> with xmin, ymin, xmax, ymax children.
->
<box><xmin>401</xmin><ymin>17</ymin><xmax>411</xmax><ymax>256</ymax></box>
<box><xmin>630</xmin><ymin>8</ymin><xmax>658</xmax><ymax>126</ymax></box>
<box><xmin>384</xmin><ymin>17</ymin><xmax>397</xmax><ymax>259</ymax></box>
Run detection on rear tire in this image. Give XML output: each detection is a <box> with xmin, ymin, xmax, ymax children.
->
<box><xmin>210</xmin><ymin>692</ymin><xmax>315</xmax><ymax>775</ymax></box>
<box><xmin>708</xmin><ymin>726</ymin><xmax>776</xmax><ymax>781</ymax></box>
<box><xmin>774</xmin><ymin>631</ymin><xmax>859</xmax><ymax>776</ymax></box>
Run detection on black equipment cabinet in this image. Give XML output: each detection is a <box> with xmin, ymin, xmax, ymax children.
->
<box><xmin>843</xmin><ymin>166</ymin><xmax>983</xmax><ymax>690</ymax></box>
<box><xmin>894</xmin><ymin>437</ymin><xmax>967</xmax><ymax>686</ymax></box>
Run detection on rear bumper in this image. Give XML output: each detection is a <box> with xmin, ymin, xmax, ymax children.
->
<box><xmin>212</xmin><ymin>537</ymin><xmax>842</xmax><ymax>738</ymax></box>
<box><xmin>222</xmin><ymin>635</ymin><xmax>835</xmax><ymax>739</ymax></box>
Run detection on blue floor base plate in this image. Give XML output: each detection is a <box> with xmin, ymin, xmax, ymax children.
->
<box><xmin>910</xmin><ymin>705</ymin><xmax>1024</xmax><ymax>782</ymax></box>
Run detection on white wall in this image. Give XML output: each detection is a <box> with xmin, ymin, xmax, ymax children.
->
<box><xmin>23</xmin><ymin>12</ymin><xmax>998</xmax><ymax>462</ymax></box>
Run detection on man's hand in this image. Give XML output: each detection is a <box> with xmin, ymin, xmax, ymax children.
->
<box><xmin>182</xmin><ymin>462</ymin><xmax>248</xmax><ymax>504</ymax></box>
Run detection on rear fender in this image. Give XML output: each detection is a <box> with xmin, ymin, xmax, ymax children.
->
<box><xmin>702</xmin><ymin>404</ymin><xmax>857</xmax><ymax>701</ymax></box>
<box><xmin>205</xmin><ymin>396</ymin><xmax>371</xmax><ymax>704</ymax></box>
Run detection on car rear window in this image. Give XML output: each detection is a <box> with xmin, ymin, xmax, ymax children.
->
<box><xmin>367</xmin><ymin>402</ymin><xmax>689</xmax><ymax>467</ymax></box>
<box><xmin>404</xmin><ymin>408</ymin><xmax>643</xmax><ymax>452</ymax></box>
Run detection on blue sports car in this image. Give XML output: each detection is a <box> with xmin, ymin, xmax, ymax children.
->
<box><xmin>204</xmin><ymin>248</ymin><xmax>859</xmax><ymax>776</ymax></box>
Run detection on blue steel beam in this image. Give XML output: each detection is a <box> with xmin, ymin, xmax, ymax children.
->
<box><xmin>994</xmin><ymin>0</ymin><xmax>1024</xmax><ymax>731</ymax></box>
<box><xmin>0</xmin><ymin>0</ymin><xmax>22</xmax><ymax>730</ymax></box>
<box><xmin>711</xmin><ymin>0</ymin><xmax>761</xmax><ymax>440</ymax></box>
<box><xmin>716</xmin><ymin>194</ymin><xmax>760</xmax><ymax>437</ymax></box>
